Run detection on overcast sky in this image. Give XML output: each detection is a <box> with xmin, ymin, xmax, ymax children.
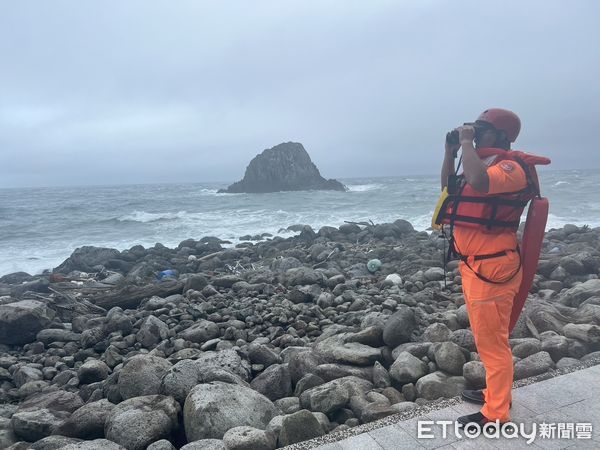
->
<box><xmin>1</xmin><ymin>0</ymin><xmax>598</xmax><ymax>188</ymax></box>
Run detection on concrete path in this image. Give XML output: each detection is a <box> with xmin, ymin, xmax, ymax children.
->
<box><xmin>311</xmin><ymin>364</ymin><xmax>600</xmax><ymax>449</ymax></box>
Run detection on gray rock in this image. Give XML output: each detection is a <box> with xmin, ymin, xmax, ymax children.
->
<box><xmin>105</xmin><ymin>395</ymin><xmax>180</xmax><ymax>450</ymax></box>
<box><xmin>541</xmin><ymin>335</ymin><xmax>570</xmax><ymax>362</ymax></box>
<box><xmin>36</xmin><ymin>329</ymin><xmax>80</xmax><ymax>346</ymax></box>
<box><xmin>514</xmin><ymin>351</ymin><xmax>554</xmax><ymax>380</ymax></box>
<box><xmin>55</xmin><ymin>399</ymin><xmax>114</xmax><ymax>439</ymax></box>
<box><xmin>195</xmin><ymin>349</ymin><xmax>251</xmax><ymax>381</ymax></box>
<box><xmin>183</xmin><ymin>274</ymin><xmax>209</xmax><ymax>292</ymax></box>
<box><xmin>382</xmin><ymin>307</ymin><xmax>416</xmax><ymax>347</ymax></box>
<box><xmin>17</xmin><ymin>389</ymin><xmax>84</xmax><ymax>414</ymax></box>
<box><xmin>391</xmin><ymin>342</ymin><xmax>431</xmax><ymax>360</ymax></box>
<box><xmin>222</xmin><ymin>426</ymin><xmax>276</xmax><ymax>450</ymax></box>
<box><xmin>77</xmin><ymin>360</ymin><xmax>110</xmax><ymax>384</ymax></box>
<box><xmin>0</xmin><ymin>417</ymin><xmax>18</xmax><ymax>449</ymax></box>
<box><xmin>312</xmin><ymin>332</ymin><xmax>381</xmax><ymax>366</ymax></box>
<box><xmin>278</xmin><ymin>410</ymin><xmax>324</xmax><ymax>447</ymax></box>
<box><xmin>389</xmin><ymin>351</ymin><xmax>428</xmax><ymax>384</ymax></box>
<box><xmin>136</xmin><ymin>315</ymin><xmax>169</xmax><ymax>348</ymax></box>
<box><xmin>160</xmin><ymin>360</ymin><xmax>246</xmax><ymax>405</ymax></box>
<box><xmin>118</xmin><ymin>355</ymin><xmax>172</xmax><ymax>399</ymax></box>
<box><xmin>180</xmin><ymin>440</ymin><xmax>226</xmax><ymax>450</ymax></box>
<box><xmin>183</xmin><ymin>382</ymin><xmax>277</xmax><ymax>441</ymax></box>
<box><xmin>432</xmin><ymin>342</ymin><xmax>466</xmax><ymax>375</ymax></box>
<box><xmin>53</xmin><ymin>246</ymin><xmax>120</xmax><ymax>273</ymax></box>
<box><xmin>29</xmin><ymin>435</ymin><xmax>81</xmax><ymax>449</ymax></box>
<box><xmin>422</xmin><ymin>323</ymin><xmax>453</xmax><ymax>342</ymax></box>
<box><xmin>147</xmin><ymin>440</ymin><xmax>176</xmax><ymax>450</ymax></box>
<box><xmin>556</xmin><ymin>357</ymin><xmax>581</xmax><ymax>369</ymax></box>
<box><xmin>301</xmin><ymin>376</ymin><xmax>372</xmax><ymax>414</ymax></box>
<box><xmin>293</xmin><ymin>373</ymin><xmax>324</xmax><ymax>396</ymax></box>
<box><xmin>562</xmin><ymin>279</ymin><xmax>600</xmax><ymax>307</ymax></box>
<box><xmin>250</xmin><ymin>364</ymin><xmax>292</xmax><ymax>401</ymax></box>
<box><xmin>0</xmin><ymin>300</ymin><xmax>55</xmax><ymax>345</ymax></box>
<box><xmin>11</xmin><ymin>409</ymin><xmax>70</xmax><ymax>442</ymax></box>
<box><xmin>450</xmin><ymin>329</ymin><xmax>476</xmax><ymax>352</ymax></box>
<box><xmin>372</xmin><ymin>361</ymin><xmax>391</xmax><ymax>388</ymax></box>
<box><xmin>462</xmin><ymin>361</ymin><xmax>486</xmax><ymax>388</ymax></box>
<box><xmin>424</xmin><ymin>267</ymin><xmax>445</xmax><ymax>282</ymax></box>
<box><xmin>415</xmin><ymin>371</ymin><xmax>466</xmax><ymax>400</ymax></box>
<box><xmin>179</xmin><ymin>320</ymin><xmax>219</xmax><ymax>344</ymax></box>
<box><xmin>13</xmin><ymin>366</ymin><xmax>43</xmax><ymax>388</ymax></box>
<box><xmin>391</xmin><ymin>402</ymin><xmax>418</xmax><ymax>413</ymax></box>
<box><xmin>62</xmin><ymin>439</ymin><xmax>126</xmax><ymax>449</ymax></box>
<box><xmin>274</xmin><ymin>397</ymin><xmax>300</xmax><ymax>414</ymax></box>
<box><xmin>218</xmin><ymin>142</ymin><xmax>346</xmax><ymax>193</ymax></box>
<box><xmin>247</xmin><ymin>344</ymin><xmax>281</xmax><ymax>367</ymax></box>
<box><xmin>512</xmin><ymin>340</ymin><xmax>542</xmax><ymax>359</ymax></box>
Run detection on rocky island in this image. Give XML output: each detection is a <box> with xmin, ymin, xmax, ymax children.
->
<box><xmin>0</xmin><ymin>221</ymin><xmax>599</xmax><ymax>449</ymax></box>
<box><xmin>218</xmin><ymin>142</ymin><xmax>347</xmax><ymax>193</ymax></box>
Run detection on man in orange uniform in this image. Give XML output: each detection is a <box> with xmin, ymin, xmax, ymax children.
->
<box><xmin>440</xmin><ymin>108</ymin><xmax>526</xmax><ymax>427</ymax></box>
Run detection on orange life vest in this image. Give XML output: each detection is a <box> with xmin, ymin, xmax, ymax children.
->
<box><xmin>434</xmin><ymin>148</ymin><xmax>551</xmax><ymax>234</ymax></box>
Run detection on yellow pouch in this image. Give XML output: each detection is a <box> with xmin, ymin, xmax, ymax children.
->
<box><xmin>431</xmin><ymin>187</ymin><xmax>449</xmax><ymax>230</ymax></box>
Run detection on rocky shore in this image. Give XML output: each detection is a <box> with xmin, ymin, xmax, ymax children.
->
<box><xmin>1</xmin><ymin>220</ymin><xmax>599</xmax><ymax>449</ymax></box>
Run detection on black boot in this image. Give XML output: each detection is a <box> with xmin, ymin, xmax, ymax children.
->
<box><xmin>461</xmin><ymin>389</ymin><xmax>512</xmax><ymax>407</ymax></box>
<box><xmin>461</xmin><ymin>389</ymin><xmax>485</xmax><ymax>404</ymax></box>
<box><xmin>457</xmin><ymin>412</ymin><xmax>493</xmax><ymax>430</ymax></box>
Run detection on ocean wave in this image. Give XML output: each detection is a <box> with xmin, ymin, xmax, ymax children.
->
<box><xmin>117</xmin><ymin>210</ymin><xmax>189</xmax><ymax>223</ymax></box>
<box><xmin>554</xmin><ymin>181</ymin><xmax>570</xmax><ymax>186</ymax></box>
<box><xmin>346</xmin><ymin>184</ymin><xmax>383</xmax><ymax>192</ymax></box>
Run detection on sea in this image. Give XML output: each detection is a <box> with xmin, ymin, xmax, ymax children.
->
<box><xmin>1</xmin><ymin>169</ymin><xmax>598</xmax><ymax>277</ymax></box>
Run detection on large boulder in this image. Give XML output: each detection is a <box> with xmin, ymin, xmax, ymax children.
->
<box><xmin>62</xmin><ymin>439</ymin><xmax>126</xmax><ymax>449</ymax></box>
<box><xmin>514</xmin><ymin>351</ymin><xmax>555</xmax><ymax>380</ymax></box>
<box><xmin>562</xmin><ymin>279</ymin><xmax>600</xmax><ymax>307</ymax></box>
<box><xmin>0</xmin><ymin>300</ymin><xmax>55</xmax><ymax>345</ymax></box>
<box><xmin>183</xmin><ymin>382</ymin><xmax>277</xmax><ymax>441</ymax></box>
<box><xmin>415</xmin><ymin>371</ymin><xmax>466</xmax><ymax>400</ymax></box>
<box><xmin>53</xmin><ymin>246</ymin><xmax>120</xmax><ymax>273</ymax></box>
<box><xmin>161</xmin><ymin>360</ymin><xmax>247</xmax><ymax>405</ymax></box>
<box><xmin>194</xmin><ymin>349</ymin><xmax>252</xmax><ymax>382</ymax></box>
<box><xmin>55</xmin><ymin>399</ymin><xmax>115</xmax><ymax>439</ymax></box>
<box><xmin>432</xmin><ymin>342</ymin><xmax>466</xmax><ymax>375</ymax></box>
<box><xmin>300</xmin><ymin>376</ymin><xmax>372</xmax><ymax>414</ymax></box>
<box><xmin>179</xmin><ymin>320</ymin><xmax>219</xmax><ymax>344</ymax></box>
<box><xmin>250</xmin><ymin>364</ymin><xmax>292</xmax><ymax>401</ymax></box>
<box><xmin>382</xmin><ymin>307</ymin><xmax>416</xmax><ymax>347</ymax></box>
<box><xmin>118</xmin><ymin>355</ymin><xmax>172</xmax><ymax>399</ymax></box>
<box><xmin>136</xmin><ymin>315</ymin><xmax>169</xmax><ymax>348</ymax></box>
<box><xmin>312</xmin><ymin>333</ymin><xmax>382</xmax><ymax>366</ymax></box>
<box><xmin>218</xmin><ymin>142</ymin><xmax>346</xmax><ymax>193</ymax></box>
<box><xmin>389</xmin><ymin>351</ymin><xmax>428</xmax><ymax>384</ymax></box>
<box><xmin>104</xmin><ymin>395</ymin><xmax>180</xmax><ymax>450</ymax></box>
<box><xmin>222</xmin><ymin>426</ymin><xmax>276</xmax><ymax>450</ymax></box>
<box><xmin>278</xmin><ymin>410</ymin><xmax>324</xmax><ymax>447</ymax></box>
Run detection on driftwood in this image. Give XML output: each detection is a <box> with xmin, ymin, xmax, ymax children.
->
<box><xmin>563</xmin><ymin>323</ymin><xmax>600</xmax><ymax>344</ymax></box>
<box><xmin>90</xmin><ymin>280</ymin><xmax>184</xmax><ymax>309</ymax></box>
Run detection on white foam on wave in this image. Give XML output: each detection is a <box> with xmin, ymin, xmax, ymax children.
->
<box><xmin>346</xmin><ymin>184</ymin><xmax>383</xmax><ymax>192</ymax></box>
<box><xmin>117</xmin><ymin>210</ymin><xmax>188</xmax><ymax>223</ymax></box>
<box><xmin>554</xmin><ymin>181</ymin><xmax>570</xmax><ymax>186</ymax></box>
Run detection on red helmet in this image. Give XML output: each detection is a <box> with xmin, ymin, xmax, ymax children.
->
<box><xmin>477</xmin><ymin>108</ymin><xmax>521</xmax><ymax>142</ymax></box>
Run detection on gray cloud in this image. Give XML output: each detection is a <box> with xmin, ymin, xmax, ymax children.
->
<box><xmin>1</xmin><ymin>0</ymin><xmax>598</xmax><ymax>187</ymax></box>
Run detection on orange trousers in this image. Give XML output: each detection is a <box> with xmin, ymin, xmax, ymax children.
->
<box><xmin>459</xmin><ymin>250</ymin><xmax>522</xmax><ymax>422</ymax></box>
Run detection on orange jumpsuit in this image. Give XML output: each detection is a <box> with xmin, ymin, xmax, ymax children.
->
<box><xmin>454</xmin><ymin>159</ymin><xmax>527</xmax><ymax>422</ymax></box>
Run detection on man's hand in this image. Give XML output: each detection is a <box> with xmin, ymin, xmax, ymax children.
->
<box><xmin>458</xmin><ymin>125</ymin><xmax>475</xmax><ymax>144</ymax></box>
<box><xmin>445</xmin><ymin>139</ymin><xmax>460</xmax><ymax>157</ymax></box>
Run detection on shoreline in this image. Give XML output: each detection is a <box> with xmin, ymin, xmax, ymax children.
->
<box><xmin>0</xmin><ymin>219</ymin><xmax>599</xmax><ymax>448</ymax></box>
